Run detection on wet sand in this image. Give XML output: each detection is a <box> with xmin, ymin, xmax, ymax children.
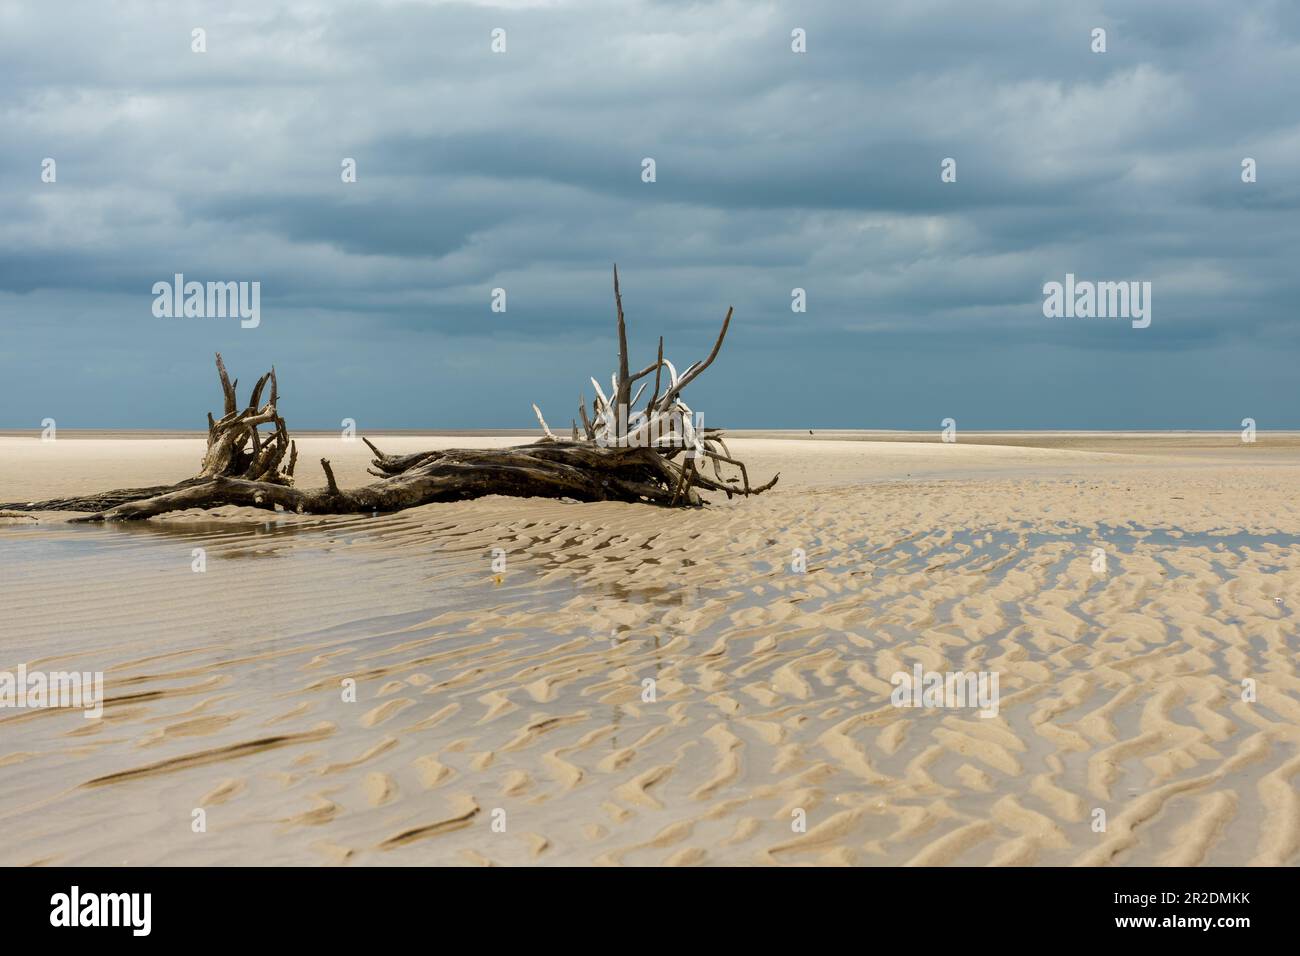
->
<box><xmin>1</xmin><ymin>433</ymin><xmax>1298</xmax><ymax>865</ymax></box>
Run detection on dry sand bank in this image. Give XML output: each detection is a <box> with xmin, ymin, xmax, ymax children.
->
<box><xmin>6</xmin><ymin>432</ymin><xmax>1292</xmax><ymax>508</ymax></box>
<box><xmin>1</xmin><ymin>435</ymin><xmax>1298</xmax><ymax>865</ymax></box>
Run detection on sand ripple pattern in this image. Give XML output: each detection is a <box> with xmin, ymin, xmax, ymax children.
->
<box><xmin>1</xmin><ymin>471</ymin><xmax>1298</xmax><ymax>866</ymax></box>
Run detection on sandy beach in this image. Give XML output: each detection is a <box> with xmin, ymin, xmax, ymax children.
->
<box><xmin>2</xmin><ymin>433</ymin><xmax>1298</xmax><ymax>866</ymax></box>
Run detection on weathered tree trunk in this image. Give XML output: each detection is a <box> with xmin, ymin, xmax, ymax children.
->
<box><xmin>198</xmin><ymin>356</ymin><xmax>296</xmax><ymax>482</ymax></box>
<box><xmin>4</xmin><ymin>481</ymin><xmax>208</xmax><ymax>514</ymax></box>
<box><xmin>6</xmin><ymin>268</ymin><xmax>777</xmax><ymax>522</ymax></box>
<box><xmin>2</xmin><ymin>356</ymin><xmax>297</xmax><ymax>513</ymax></box>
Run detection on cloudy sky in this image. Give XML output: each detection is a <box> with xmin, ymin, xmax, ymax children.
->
<box><xmin>2</xmin><ymin>0</ymin><xmax>1298</xmax><ymax>429</ymax></box>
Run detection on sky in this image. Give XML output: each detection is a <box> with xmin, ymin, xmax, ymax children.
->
<box><xmin>1</xmin><ymin>0</ymin><xmax>1298</xmax><ymax>430</ymax></box>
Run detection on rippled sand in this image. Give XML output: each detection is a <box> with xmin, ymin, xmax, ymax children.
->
<box><xmin>1</xmin><ymin>434</ymin><xmax>1298</xmax><ymax>866</ymax></box>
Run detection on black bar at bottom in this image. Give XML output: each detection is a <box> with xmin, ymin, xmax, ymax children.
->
<box><xmin>0</xmin><ymin>865</ymin><xmax>1286</xmax><ymax>942</ymax></box>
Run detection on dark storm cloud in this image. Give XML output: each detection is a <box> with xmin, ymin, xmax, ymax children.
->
<box><xmin>1</xmin><ymin>0</ymin><xmax>1298</xmax><ymax>429</ymax></box>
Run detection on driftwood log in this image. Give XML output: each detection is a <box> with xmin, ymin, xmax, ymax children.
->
<box><xmin>5</xmin><ymin>268</ymin><xmax>777</xmax><ymax>522</ymax></box>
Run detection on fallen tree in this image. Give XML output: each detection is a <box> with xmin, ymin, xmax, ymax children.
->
<box><xmin>4</xmin><ymin>356</ymin><xmax>298</xmax><ymax>514</ymax></box>
<box><xmin>6</xmin><ymin>268</ymin><xmax>777</xmax><ymax>522</ymax></box>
